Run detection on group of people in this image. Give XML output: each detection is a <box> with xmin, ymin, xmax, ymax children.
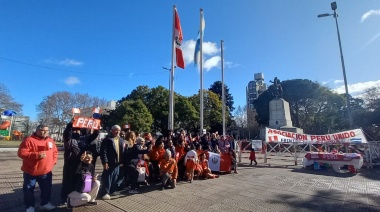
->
<box><xmin>17</xmin><ymin>122</ymin><xmax>239</xmax><ymax>211</ymax></box>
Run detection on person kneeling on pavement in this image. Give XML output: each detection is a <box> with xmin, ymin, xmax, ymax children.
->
<box><xmin>159</xmin><ymin>150</ymin><xmax>178</xmax><ymax>190</ymax></box>
<box><xmin>67</xmin><ymin>151</ymin><xmax>100</xmax><ymax>209</ymax></box>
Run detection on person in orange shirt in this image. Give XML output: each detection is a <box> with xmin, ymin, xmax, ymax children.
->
<box><xmin>199</xmin><ymin>153</ymin><xmax>219</xmax><ymax>179</ymax></box>
<box><xmin>184</xmin><ymin>146</ymin><xmax>198</xmax><ymax>182</ymax></box>
<box><xmin>159</xmin><ymin>150</ymin><xmax>178</xmax><ymax>190</ymax></box>
<box><xmin>149</xmin><ymin>138</ymin><xmax>165</xmax><ymax>182</ymax></box>
<box><xmin>18</xmin><ymin>124</ymin><xmax>58</xmax><ymax>212</ymax></box>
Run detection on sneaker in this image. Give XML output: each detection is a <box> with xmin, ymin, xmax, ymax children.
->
<box><xmin>40</xmin><ymin>202</ymin><xmax>55</xmax><ymax>210</ymax></box>
<box><xmin>26</xmin><ymin>206</ymin><xmax>34</xmax><ymax>212</ymax></box>
<box><xmin>102</xmin><ymin>194</ymin><xmax>111</xmax><ymax>200</ymax></box>
<box><xmin>128</xmin><ymin>189</ymin><xmax>139</xmax><ymax>194</ymax></box>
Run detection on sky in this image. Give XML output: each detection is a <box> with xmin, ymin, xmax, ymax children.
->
<box><xmin>0</xmin><ymin>0</ymin><xmax>379</xmax><ymax>121</ymax></box>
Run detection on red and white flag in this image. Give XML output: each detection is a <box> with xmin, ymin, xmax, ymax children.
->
<box><xmin>174</xmin><ymin>8</ymin><xmax>185</xmax><ymax>69</ymax></box>
<box><xmin>72</xmin><ymin>108</ymin><xmax>81</xmax><ymax>114</ymax></box>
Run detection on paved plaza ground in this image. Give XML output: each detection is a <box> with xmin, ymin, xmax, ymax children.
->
<box><xmin>1</xmin><ymin>149</ymin><xmax>380</xmax><ymax>212</ymax></box>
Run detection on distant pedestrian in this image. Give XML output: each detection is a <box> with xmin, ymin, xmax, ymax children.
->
<box><xmin>249</xmin><ymin>148</ymin><xmax>258</xmax><ymax>166</ymax></box>
<box><xmin>18</xmin><ymin>124</ymin><xmax>58</xmax><ymax>212</ymax></box>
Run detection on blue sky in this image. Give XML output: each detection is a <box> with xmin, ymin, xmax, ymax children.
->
<box><xmin>1</xmin><ymin>1</ymin><xmax>379</xmax><ymax>121</ymax></box>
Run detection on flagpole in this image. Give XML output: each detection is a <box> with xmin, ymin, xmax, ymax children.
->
<box><xmin>199</xmin><ymin>8</ymin><xmax>204</xmax><ymax>135</ymax></box>
<box><xmin>169</xmin><ymin>5</ymin><xmax>176</xmax><ymax>131</ymax></box>
<box><xmin>221</xmin><ymin>40</ymin><xmax>226</xmax><ymax>136</ymax></box>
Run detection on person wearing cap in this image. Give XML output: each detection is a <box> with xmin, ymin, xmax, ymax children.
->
<box><xmin>18</xmin><ymin>124</ymin><xmax>58</xmax><ymax>212</ymax></box>
<box><xmin>60</xmin><ymin>119</ymin><xmax>99</xmax><ymax>204</ymax></box>
<box><xmin>159</xmin><ymin>150</ymin><xmax>178</xmax><ymax>190</ymax></box>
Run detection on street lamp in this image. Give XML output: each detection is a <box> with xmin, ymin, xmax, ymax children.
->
<box><xmin>318</xmin><ymin>1</ymin><xmax>353</xmax><ymax>129</ymax></box>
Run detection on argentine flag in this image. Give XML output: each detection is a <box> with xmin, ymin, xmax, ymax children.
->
<box><xmin>194</xmin><ymin>12</ymin><xmax>205</xmax><ymax>66</ymax></box>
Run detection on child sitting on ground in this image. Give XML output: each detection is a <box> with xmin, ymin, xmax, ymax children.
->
<box><xmin>67</xmin><ymin>151</ymin><xmax>100</xmax><ymax>209</ymax></box>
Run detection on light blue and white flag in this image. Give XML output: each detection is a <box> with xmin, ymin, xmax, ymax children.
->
<box><xmin>194</xmin><ymin>12</ymin><xmax>205</xmax><ymax>66</ymax></box>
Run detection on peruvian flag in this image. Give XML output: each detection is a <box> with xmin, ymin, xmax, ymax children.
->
<box><xmin>208</xmin><ymin>152</ymin><xmax>231</xmax><ymax>172</ymax></box>
<box><xmin>174</xmin><ymin>8</ymin><xmax>185</xmax><ymax>69</ymax></box>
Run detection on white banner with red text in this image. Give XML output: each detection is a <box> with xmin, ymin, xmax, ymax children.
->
<box><xmin>265</xmin><ymin>127</ymin><xmax>367</xmax><ymax>144</ymax></box>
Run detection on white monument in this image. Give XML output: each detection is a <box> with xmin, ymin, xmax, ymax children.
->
<box><xmin>269</xmin><ymin>98</ymin><xmax>292</xmax><ymax>128</ymax></box>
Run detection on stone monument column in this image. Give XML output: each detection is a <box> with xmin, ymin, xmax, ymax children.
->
<box><xmin>269</xmin><ymin>98</ymin><xmax>292</xmax><ymax>129</ymax></box>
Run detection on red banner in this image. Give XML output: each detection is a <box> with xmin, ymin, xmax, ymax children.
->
<box><xmin>304</xmin><ymin>152</ymin><xmax>361</xmax><ymax>162</ymax></box>
<box><xmin>72</xmin><ymin>116</ymin><xmax>101</xmax><ymax>130</ymax></box>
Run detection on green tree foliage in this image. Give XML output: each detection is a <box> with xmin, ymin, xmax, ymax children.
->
<box><xmin>189</xmin><ymin>90</ymin><xmax>227</xmax><ymax>133</ymax></box>
<box><xmin>175</xmin><ymin>95</ymin><xmax>198</xmax><ymax>132</ymax></box>
<box><xmin>254</xmin><ymin>79</ymin><xmax>347</xmax><ymax>134</ymax></box>
<box><xmin>209</xmin><ymin>81</ymin><xmax>234</xmax><ymax>113</ymax></box>
<box><xmin>112</xmin><ymin>100</ymin><xmax>153</xmax><ymax>133</ymax></box>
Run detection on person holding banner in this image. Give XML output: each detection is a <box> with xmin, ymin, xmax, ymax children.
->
<box><xmin>60</xmin><ymin>120</ymin><xmax>99</xmax><ymax>204</ymax></box>
<box><xmin>199</xmin><ymin>153</ymin><xmax>219</xmax><ymax>179</ymax></box>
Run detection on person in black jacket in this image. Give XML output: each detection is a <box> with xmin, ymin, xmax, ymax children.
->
<box><xmin>99</xmin><ymin>125</ymin><xmax>125</xmax><ymax>200</ymax></box>
<box><xmin>60</xmin><ymin>120</ymin><xmax>99</xmax><ymax>204</ymax></box>
<box><xmin>67</xmin><ymin>151</ymin><xmax>100</xmax><ymax>209</ymax></box>
<box><xmin>123</xmin><ymin>133</ymin><xmax>152</xmax><ymax>194</ymax></box>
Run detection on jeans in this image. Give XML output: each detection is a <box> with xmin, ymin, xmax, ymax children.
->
<box><xmin>126</xmin><ymin>165</ymin><xmax>139</xmax><ymax>189</ymax></box>
<box><xmin>23</xmin><ymin>172</ymin><xmax>52</xmax><ymax>208</ymax></box>
<box><xmin>101</xmin><ymin>165</ymin><xmax>123</xmax><ymax>194</ymax></box>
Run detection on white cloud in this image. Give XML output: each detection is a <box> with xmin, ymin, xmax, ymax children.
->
<box><xmin>181</xmin><ymin>39</ymin><xmax>229</xmax><ymax>71</ymax></box>
<box><xmin>45</xmin><ymin>58</ymin><xmax>83</xmax><ymax>66</ymax></box>
<box><xmin>334</xmin><ymin>80</ymin><xmax>344</xmax><ymax>84</ymax></box>
<box><xmin>361</xmin><ymin>10</ymin><xmax>380</xmax><ymax>22</ymax></box>
<box><xmin>204</xmin><ymin>56</ymin><xmax>221</xmax><ymax>71</ymax></box>
<box><xmin>64</xmin><ymin>77</ymin><xmax>80</xmax><ymax>85</ymax></box>
<box><xmin>332</xmin><ymin>80</ymin><xmax>380</xmax><ymax>97</ymax></box>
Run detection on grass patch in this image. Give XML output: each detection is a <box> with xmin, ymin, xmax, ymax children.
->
<box><xmin>0</xmin><ymin>140</ymin><xmax>63</xmax><ymax>148</ymax></box>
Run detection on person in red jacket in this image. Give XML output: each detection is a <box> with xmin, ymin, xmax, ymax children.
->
<box><xmin>18</xmin><ymin>124</ymin><xmax>58</xmax><ymax>212</ymax></box>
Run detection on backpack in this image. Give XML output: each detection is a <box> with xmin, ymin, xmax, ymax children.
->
<box><xmin>79</xmin><ymin>173</ymin><xmax>92</xmax><ymax>193</ymax></box>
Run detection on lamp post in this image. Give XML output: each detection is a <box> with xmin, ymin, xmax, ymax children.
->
<box><xmin>318</xmin><ymin>1</ymin><xmax>353</xmax><ymax>129</ymax></box>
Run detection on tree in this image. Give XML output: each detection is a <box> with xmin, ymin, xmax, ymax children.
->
<box><xmin>254</xmin><ymin>79</ymin><xmax>346</xmax><ymax>134</ymax></box>
<box><xmin>37</xmin><ymin>91</ymin><xmax>108</xmax><ymax>127</ymax></box>
<box><xmin>209</xmin><ymin>81</ymin><xmax>235</xmax><ymax>113</ymax></box>
<box><xmin>0</xmin><ymin>83</ymin><xmax>23</xmax><ymax>113</ymax></box>
<box><xmin>175</xmin><ymin>95</ymin><xmax>198</xmax><ymax>132</ymax></box>
<box><xmin>362</xmin><ymin>86</ymin><xmax>380</xmax><ymax>111</ymax></box>
<box><xmin>189</xmin><ymin>90</ymin><xmax>228</xmax><ymax>134</ymax></box>
<box><xmin>111</xmin><ymin>100</ymin><xmax>153</xmax><ymax>133</ymax></box>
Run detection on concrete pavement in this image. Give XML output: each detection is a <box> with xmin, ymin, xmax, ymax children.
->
<box><xmin>1</xmin><ymin>150</ymin><xmax>380</xmax><ymax>212</ymax></box>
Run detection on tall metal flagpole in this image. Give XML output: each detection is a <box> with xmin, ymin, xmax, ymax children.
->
<box><xmin>221</xmin><ymin>40</ymin><xmax>226</xmax><ymax>136</ymax></box>
<box><xmin>169</xmin><ymin>5</ymin><xmax>176</xmax><ymax>131</ymax></box>
<box><xmin>199</xmin><ymin>8</ymin><xmax>204</xmax><ymax>135</ymax></box>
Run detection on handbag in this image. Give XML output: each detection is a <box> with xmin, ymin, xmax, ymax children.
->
<box><xmin>79</xmin><ymin>173</ymin><xmax>92</xmax><ymax>193</ymax></box>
